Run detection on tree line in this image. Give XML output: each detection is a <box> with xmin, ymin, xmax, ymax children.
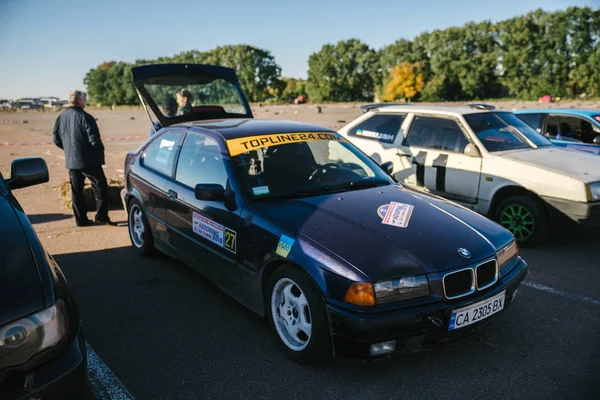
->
<box><xmin>84</xmin><ymin>6</ymin><xmax>600</xmax><ymax>105</ymax></box>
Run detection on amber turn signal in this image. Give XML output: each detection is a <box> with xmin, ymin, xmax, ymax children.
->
<box><xmin>344</xmin><ymin>282</ymin><xmax>376</xmax><ymax>306</ymax></box>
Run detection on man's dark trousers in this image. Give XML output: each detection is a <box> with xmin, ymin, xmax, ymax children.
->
<box><xmin>69</xmin><ymin>167</ymin><xmax>109</xmax><ymax>224</ymax></box>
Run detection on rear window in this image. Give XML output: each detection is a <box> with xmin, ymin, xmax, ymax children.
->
<box><xmin>347</xmin><ymin>114</ymin><xmax>405</xmax><ymax>144</ymax></box>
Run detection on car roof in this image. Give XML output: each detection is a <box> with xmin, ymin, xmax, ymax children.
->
<box><xmin>514</xmin><ymin>108</ymin><xmax>599</xmax><ymax>116</ymax></box>
<box><xmin>173</xmin><ymin>118</ymin><xmax>335</xmax><ymax>140</ymax></box>
<box><xmin>371</xmin><ymin>105</ymin><xmax>494</xmax><ymax>116</ymax></box>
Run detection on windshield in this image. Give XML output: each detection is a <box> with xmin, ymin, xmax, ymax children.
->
<box><xmin>464</xmin><ymin>112</ymin><xmax>552</xmax><ymax>152</ymax></box>
<box><xmin>143</xmin><ymin>78</ymin><xmax>249</xmax><ymax>120</ymax></box>
<box><xmin>229</xmin><ymin>133</ymin><xmax>392</xmax><ymax>198</ymax></box>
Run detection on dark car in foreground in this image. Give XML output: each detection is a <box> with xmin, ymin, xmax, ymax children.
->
<box><xmin>122</xmin><ymin>64</ymin><xmax>528</xmax><ymax>363</ymax></box>
<box><xmin>0</xmin><ymin>158</ymin><xmax>87</xmax><ymax>398</ymax></box>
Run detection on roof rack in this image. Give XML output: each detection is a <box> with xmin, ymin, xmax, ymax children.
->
<box><xmin>359</xmin><ymin>103</ymin><xmax>407</xmax><ymax>113</ymax></box>
<box><xmin>466</xmin><ymin>103</ymin><xmax>495</xmax><ymax>110</ymax></box>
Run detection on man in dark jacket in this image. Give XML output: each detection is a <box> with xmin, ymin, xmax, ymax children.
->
<box><xmin>53</xmin><ymin>90</ymin><xmax>112</xmax><ymax>226</ymax></box>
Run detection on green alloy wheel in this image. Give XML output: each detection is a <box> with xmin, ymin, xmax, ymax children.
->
<box><xmin>499</xmin><ymin>204</ymin><xmax>535</xmax><ymax>242</ymax></box>
<box><xmin>494</xmin><ymin>195</ymin><xmax>550</xmax><ymax>247</ymax></box>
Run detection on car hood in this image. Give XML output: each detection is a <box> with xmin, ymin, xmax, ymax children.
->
<box><xmin>500</xmin><ymin>147</ymin><xmax>600</xmax><ymax>182</ymax></box>
<box><xmin>0</xmin><ymin>195</ymin><xmax>44</xmax><ymax>326</ymax></box>
<box><xmin>252</xmin><ymin>185</ymin><xmax>512</xmax><ymax>282</ymax></box>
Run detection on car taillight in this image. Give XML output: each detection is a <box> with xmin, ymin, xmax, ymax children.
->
<box><xmin>124</xmin><ymin>151</ymin><xmax>137</xmax><ymax>176</ymax></box>
<box><xmin>593</xmin><ymin>115</ymin><xmax>600</xmax><ymax>123</ymax></box>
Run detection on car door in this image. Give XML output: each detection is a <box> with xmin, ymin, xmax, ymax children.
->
<box><xmin>166</xmin><ymin>131</ymin><xmax>242</xmax><ymax>286</ymax></box>
<box><xmin>135</xmin><ymin>130</ymin><xmax>184</xmax><ymax>224</ymax></box>
<box><xmin>399</xmin><ymin>115</ymin><xmax>482</xmax><ymax>204</ymax></box>
<box><xmin>343</xmin><ymin>112</ymin><xmax>408</xmax><ymax>172</ymax></box>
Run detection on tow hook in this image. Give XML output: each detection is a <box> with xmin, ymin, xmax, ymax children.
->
<box><xmin>427</xmin><ymin>316</ymin><xmax>444</xmax><ymax>327</ymax></box>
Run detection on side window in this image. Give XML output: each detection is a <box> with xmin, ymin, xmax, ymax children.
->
<box><xmin>347</xmin><ymin>114</ymin><xmax>406</xmax><ymax>144</ymax></box>
<box><xmin>547</xmin><ymin>115</ymin><xmax>593</xmax><ymax>141</ymax></box>
<box><xmin>516</xmin><ymin>113</ymin><xmax>543</xmax><ymax>130</ymax></box>
<box><xmin>141</xmin><ymin>131</ymin><xmax>183</xmax><ymax>176</ymax></box>
<box><xmin>175</xmin><ymin>133</ymin><xmax>228</xmax><ymax>189</ymax></box>
<box><xmin>405</xmin><ymin>116</ymin><xmax>469</xmax><ymax>152</ymax></box>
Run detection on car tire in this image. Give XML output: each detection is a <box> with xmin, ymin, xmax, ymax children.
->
<box><xmin>267</xmin><ymin>264</ymin><xmax>332</xmax><ymax>364</ymax></box>
<box><xmin>495</xmin><ymin>195</ymin><xmax>550</xmax><ymax>247</ymax></box>
<box><xmin>127</xmin><ymin>199</ymin><xmax>154</xmax><ymax>256</ymax></box>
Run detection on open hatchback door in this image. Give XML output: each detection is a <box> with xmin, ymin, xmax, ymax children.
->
<box><xmin>131</xmin><ymin>64</ymin><xmax>253</xmax><ymax>128</ymax></box>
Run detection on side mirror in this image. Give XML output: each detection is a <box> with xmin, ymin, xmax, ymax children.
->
<box><xmin>194</xmin><ymin>184</ymin><xmax>226</xmax><ymax>201</ymax></box>
<box><xmin>380</xmin><ymin>161</ymin><xmax>394</xmax><ymax>175</ymax></box>
<box><xmin>464</xmin><ymin>143</ymin><xmax>481</xmax><ymax>158</ymax></box>
<box><xmin>7</xmin><ymin>157</ymin><xmax>49</xmax><ymax>190</ymax></box>
<box><xmin>593</xmin><ymin>135</ymin><xmax>600</xmax><ymax>145</ymax></box>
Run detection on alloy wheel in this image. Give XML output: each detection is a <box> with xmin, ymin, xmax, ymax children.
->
<box><xmin>271</xmin><ymin>277</ymin><xmax>312</xmax><ymax>351</ymax></box>
<box><xmin>499</xmin><ymin>204</ymin><xmax>535</xmax><ymax>242</ymax></box>
<box><xmin>129</xmin><ymin>204</ymin><xmax>145</xmax><ymax>248</ymax></box>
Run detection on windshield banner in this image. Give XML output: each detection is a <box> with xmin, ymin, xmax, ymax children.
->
<box><xmin>226</xmin><ymin>132</ymin><xmax>346</xmax><ymax>156</ymax></box>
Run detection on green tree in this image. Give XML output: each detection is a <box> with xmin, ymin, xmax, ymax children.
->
<box><xmin>306</xmin><ymin>39</ymin><xmax>378</xmax><ymax>102</ymax></box>
<box><xmin>202</xmin><ymin>45</ymin><xmax>281</xmax><ymax>102</ymax></box>
<box><xmin>281</xmin><ymin>78</ymin><xmax>307</xmax><ymax>99</ymax></box>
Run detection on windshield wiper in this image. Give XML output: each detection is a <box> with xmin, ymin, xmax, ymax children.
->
<box><xmin>320</xmin><ymin>179</ymin><xmax>391</xmax><ymax>193</ymax></box>
<box><xmin>252</xmin><ymin>179</ymin><xmax>390</xmax><ymax>200</ymax></box>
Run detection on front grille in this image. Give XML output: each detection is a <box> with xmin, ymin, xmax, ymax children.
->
<box><xmin>476</xmin><ymin>260</ymin><xmax>497</xmax><ymax>290</ymax></box>
<box><xmin>443</xmin><ymin>269</ymin><xmax>474</xmax><ymax>299</ymax></box>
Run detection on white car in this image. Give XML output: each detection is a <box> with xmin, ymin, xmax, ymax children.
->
<box><xmin>339</xmin><ymin>104</ymin><xmax>600</xmax><ymax>246</ymax></box>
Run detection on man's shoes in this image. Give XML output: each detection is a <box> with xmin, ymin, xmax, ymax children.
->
<box><xmin>76</xmin><ymin>219</ymin><xmax>94</xmax><ymax>227</ymax></box>
<box><xmin>94</xmin><ymin>218</ymin><xmax>116</xmax><ymax>226</ymax></box>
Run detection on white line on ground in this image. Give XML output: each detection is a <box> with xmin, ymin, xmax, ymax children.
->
<box><xmin>523</xmin><ymin>281</ymin><xmax>600</xmax><ymax>306</ymax></box>
<box><xmin>86</xmin><ymin>342</ymin><xmax>135</xmax><ymax>400</ymax></box>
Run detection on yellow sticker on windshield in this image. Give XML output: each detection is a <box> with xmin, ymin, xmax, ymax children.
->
<box><xmin>226</xmin><ymin>132</ymin><xmax>345</xmax><ymax>156</ymax></box>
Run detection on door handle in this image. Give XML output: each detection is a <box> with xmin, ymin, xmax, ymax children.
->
<box><xmin>397</xmin><ymin>152</ymin><xmax>411</xmax><ymax>158</ymax></box>
<box><xmin>168</xmin><ymin>189</ymin><xmax>178</xmax><ymax>200</ymax></box>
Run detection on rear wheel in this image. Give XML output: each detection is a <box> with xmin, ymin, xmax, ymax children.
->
<box><xmin>267</xmin><ymin>265</ymin><xmax>332</xmax><ymax>364</ymax></box>
<box><xmin>128</xmin><ymin>200</ymin><xmax>154</xmax><ymax>256</ymax></box>
<box><xmin>495</xmin><ymin>195</ymin><xmax>550</xmax><ymax>247</ymax></box>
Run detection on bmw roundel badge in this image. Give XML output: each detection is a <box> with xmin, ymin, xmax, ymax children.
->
<box><xmin>458</xmin><ymin>248</ymin><xmax>471</xmax><ymax>258</ymax></box>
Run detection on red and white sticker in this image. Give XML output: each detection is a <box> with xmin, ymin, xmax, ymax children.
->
<box><xmin>377</xmin><ymin>201</ymin><xmax>414</xmax><ymax>228</ymax></box>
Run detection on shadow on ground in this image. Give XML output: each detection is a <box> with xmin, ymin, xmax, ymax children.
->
<box><xmin>51</xmin><ymin>241</ymin><xmax>600</xmax><ymax>400</ymax></box>
<box><xmin>28</xmin><ymin>213</ymin><xmax>73</xmax><ymax>224</ymax></box>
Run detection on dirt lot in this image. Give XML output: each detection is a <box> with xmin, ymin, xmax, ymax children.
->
<box><xmin>1</xmin><ymin>102</ymin><xmax>599</xmax><ymax>399</ymax></box>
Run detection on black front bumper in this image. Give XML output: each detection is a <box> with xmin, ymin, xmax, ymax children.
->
<box><xmin>327</xmin><ymin>258</ymin><xmax>528</xmax><ymax>359</ymax></box>
<box><xmin>0</xmin><ymin>329</ymin><xmax>87</xmax><ymax>399</ymax></box>
<box><xmin>543</xmin><ymin>196</ymin><xmax>600</xmax><ymax>228</ymax></box>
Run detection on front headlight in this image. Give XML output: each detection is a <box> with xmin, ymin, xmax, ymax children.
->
<box><xmin>0</xmin><ymin>301</ymin><xmax>67</xmax><ymax>370</ymax></box>
<box><xmin>497</xmin><ymin>240</ymin><xmax>518</xmax><ymax>270</ymax></box>
<box><xmin>373</xmin><ymin>275</ymin><xmax>430</xmax><ymax>303</ymax></box>
<box><xmin>588</xmin><ymin>181</ymin><xmax>600</xmax><ymax>201</ymax></box>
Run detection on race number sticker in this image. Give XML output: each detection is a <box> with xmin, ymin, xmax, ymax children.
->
<box><xmin>377</xmin><ymin>202</ymin><xmax>414</xmax><ymax>228</ymax></box>
<box><xmin>192</xmin><ymin>212</ymin><xmax>237</xmax><ymax>253</ymax></box>
<box><xmin>276</xmin><ymin>235</ymin><xmax>295</xmax><ymax>258</ymax></box>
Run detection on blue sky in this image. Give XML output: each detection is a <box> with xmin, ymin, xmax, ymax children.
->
<box><xmin>0</xmin><ymin>0</ymin><xmax>597</xmax><ymax>99</ymax></box>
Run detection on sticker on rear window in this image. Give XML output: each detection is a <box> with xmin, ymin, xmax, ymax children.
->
<box><xmin>276</xmin><ymin>235</ymin><xmax>295</xmax><ymax>258</ymax></box>
<box><xmin>377</xmin><ymin>202</ymin><xmax>414</xmax><ymax>228</ymax></box>
<box><xmin>192</xmin><ymin>212</ymin><xmax>236</xmax><ymax>253</ymax></box>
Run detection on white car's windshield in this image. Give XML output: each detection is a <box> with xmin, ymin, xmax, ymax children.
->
<box><xmin>230</xmin><ymin>135</ymin><xmax>392</xmax><ymax>198</ymax></box>
<box><xmin>465</xmin><ymin>112</ymin><xmax>552</xmax><ymax>152</ymax></box>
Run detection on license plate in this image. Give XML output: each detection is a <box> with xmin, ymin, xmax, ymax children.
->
<box><xmin>448</xmin><ymin>291</ymin><xmax>505</xmax><ymax>331</ymax></box>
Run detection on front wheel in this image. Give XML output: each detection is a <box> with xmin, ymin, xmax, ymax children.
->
<box><xmin>128</xmin><ymin>200</ymin><xmax>154</xmax><ymax>256</ymax></box>
<box><xmin>495</xmin><ymin>195</ymin><xmax>550</xmax><ymax>247</ymax></box>
<box><xmin>267</xmin><ymin>265</ymin><xmax>332</xmax><ymax>364</ymax></box>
